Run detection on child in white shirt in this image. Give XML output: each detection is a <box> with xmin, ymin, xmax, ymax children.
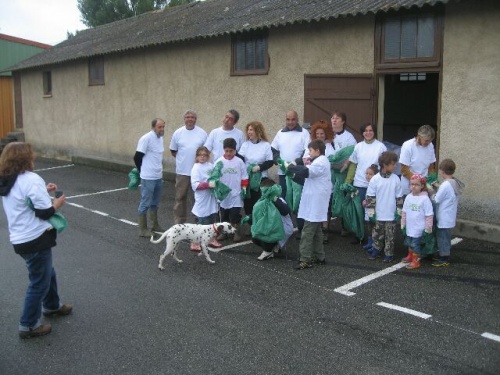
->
<box><xmin>366</xmin><ymin>151</ymin><xmax>403</xmax><ymax>263</ymax></box>
<box><xmin>431</xmin><ymin>159</ymin><xmax>464</xmax><ymax>267</ymax></box>
<box><xmin>401</xmin><ymin>174</ymin><xmax>434</xmax><ymax>270</ymax></box>
<box><xmin>190</xmin><ymin>146</ymin><xmax>221</xmax><ymax>250</ymax></box>
<box><xmin>214</xmin><ymin>138</ymin><xmax>248</xmax><ymax>242</ymax></box>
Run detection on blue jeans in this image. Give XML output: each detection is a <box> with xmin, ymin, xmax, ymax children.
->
<box><xmin>406</xmin><ymin>236</ymin><xmax>422</xmax><ymax>255</ymax></box>
<box><xmin>138</xmin><ymin>178</ymin><xmax>163</xmax><ymax>215</ymax></box>
<box><xmin>437</xmin><ymin>228</ymin><xmax>452</xmax><ymax>256</ymax></box>
<box><xmin>19</xmin><ymin>249</ymin><xmax>61</xmax><ymax>331</ymax></box>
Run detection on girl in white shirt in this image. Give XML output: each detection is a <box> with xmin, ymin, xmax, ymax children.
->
<box><xmin>401</xmin><ymin>174</ymin><xmax>434</xmax><ymax>270</ymax></box>
<box><xmin>190</xmin><ymin>146</ymin><xmax>221</xmax><ymax>250</ymax></box>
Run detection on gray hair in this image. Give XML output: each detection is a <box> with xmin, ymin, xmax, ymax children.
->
<box><xmin>183</xmin><ymin>109</ymin><xmax>197</xmax><ymax>118</ymax></box>
<box><xmin>417</xmin><ymin>125</ymin><xmax>435</xmax><ymax>140</ymax></box>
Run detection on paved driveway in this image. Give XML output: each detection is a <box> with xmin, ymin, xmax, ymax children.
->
<box><xmin>1</xmin><ymin>159</ymin><xmax>499</xmax><ymax>374</ymax></box>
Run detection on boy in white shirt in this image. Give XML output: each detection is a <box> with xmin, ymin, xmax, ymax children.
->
<box><xmin>214</xmin><ymin>138</ymin><xmax>248</xmax><ymax>242</ymax></box>
<box><xmin>431</xmin><ymin>159</ymin><xmax>464</xmax><ymax>267</ymax></box>
<box><xmin>287</xmin><ymin>140</ymin><xmax>332</xmax><ymax>270</ymax></box>
<box><xmin>366</xmin><ymin>151</ymin><xmax>403</xmax><ymax>263</ymax></box>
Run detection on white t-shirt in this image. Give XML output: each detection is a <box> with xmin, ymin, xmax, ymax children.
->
<box><xmin>297</xmin><ymin>155</ymin><xmax>332</xmax><ymax>222</ymax></box>
<box><xmin>190</xmin><ymin>162</ymin><xmax>217</xmax><ymax>218</ymax></box>
<box><xmin>399</xmin><ymin>138</ymin><xmax>436</xmax><ymax>195</ymax></box>
<box><xmin>238</xmin><ymin>140</ymin><xmax>273</xmax><ymax>178</ymax></box>
<box><xmin>434</xmin><ymin>180</ymin><xmax>458</xmax><ymax>228</ymax></box>
<box><xmin>204</xmin><ymin>127</ymin><xmax>245</xmax><ymax>162</ymax></box>
<box><xmin>169</xmin><ymin>125</ymin><xmax>207</xmax><ymax>176</ymax></box>
<box><xmin>136</xmin><ymin>130</ymin><xmax>164</xmax><ymax>180</ymax></box>
<box><xmin>333</xmin><ymin>129</ymin><xmax>357</xmax><ymax>153</ymax></box>
<box><xmin>349</xmin><ymin>140</ymin><xmax>387</xmax><ymax>188</ymax></box>
<box><xmin>366</xmin><ymin>173</ymin><xmax>403</xmax><ymax>221</ymax></box>
<box><xmin>271</xmin><ymin>127</ymin><xmax>310</xmax><ymax>175</ymax></box>
<box><xmin>2</xmin><ymin>172</ymin><xmax>53</xmax><ymax>244</ymax></box>
<box><xmin>403</xmin><ymin>193</ymin><xmax>434</xmax><ymax>238</ymax></box>
<box><xmin>214</xmin><ymin>156</ymin><xmax>248</xmax><ymax>209</ymax></box>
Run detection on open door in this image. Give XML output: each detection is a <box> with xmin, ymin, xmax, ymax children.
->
<box><xmin>304</xmin><ymin>74</ymin><xmax>375</xmax><ymax>140</ymax></box>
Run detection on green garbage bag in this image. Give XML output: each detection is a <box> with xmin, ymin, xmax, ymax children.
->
<box><xmin>276</xmin><ymin>158</ymin><xmax>303</xmax><ymax>213</ymax></box>
<box><xmin>328</xmin><ymin>145</ymin><xmax>355</xmax><ymax>169</ymax></box>
<box><xmin>251</xmin><ymin>184</ymin><xmax>285</xmax><ymax>243</ymax></box>
<box><xmin>245</xmin><ymin>163</ymin><xmax>262</xmax><ymax>199</ymax></box>
<box><xmin>128</xmin><ymin>168</ymin><xmax>140</xmax><ymax>190</ymax></box>
<box><xmin>340</xmin><ymin>183</ymin><xmax>364</xmax><ymax>240</ymax></box>
<box><xmin>331</xmin><ymin>171</ymin><xmax>346</xmax><ymax>217</ymax></box>
<box><xmin>208</xmin><ymin>161</ymin><xmax>231</xmax><ymax>201</ymax></box>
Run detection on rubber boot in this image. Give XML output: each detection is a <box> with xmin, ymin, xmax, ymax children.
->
<box><xmin>406</xmin><ymin>252</ymin><xmax>421</xmax><ymax>270</ymax></box>
<box><xmin>149</xmin><ymin>209</ymin><xmax>165</xmax><ymax>232</ymax></box>
<box><xmin>362</xmin><ymin>236</ymin><xmax>373</xmax><ymax>250</ymax></box>
<box><xmin>402</xmin><ymin>248</ymin><xmax>413</xmax><ymax>263</ymax></box>
<box><xmin>138</xmin><ymin>215</ymin><xmax>152</xmax><ymax>237</ymax></box>
<box><xmin>233</xmin><ymin>224</ymin><xmax>242</xmax><ymax>242</ymax></box>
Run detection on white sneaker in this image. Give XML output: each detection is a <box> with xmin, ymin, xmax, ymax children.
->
<box><xmin>257</xmin><ymin>251</ymin><xmax>274</xmax><ymax>261</ymax></box>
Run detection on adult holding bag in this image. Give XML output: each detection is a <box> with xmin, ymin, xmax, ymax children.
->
<box><xmin>0</xmin><ymin>142</ymin><xmax>72</xmax><ymax>339</ymax></box>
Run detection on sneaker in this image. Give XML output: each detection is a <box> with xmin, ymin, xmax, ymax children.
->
<box><xmin>311</xmin><ymin>257</ymin><xmax>326</xmax><ymax>265</ymax></box>
<box><xmin>368</xmin><ymin>249</ymin><xmax>381</xmax><ymax>260</ymax></box>
<box><xmin>19</xmin><ymin>324</ymin><xmax>52</xmax><ymax>339</ymax></box>
<box><xmin>190</xmin><ymin>242</ymin><xmax>201</xmax><ymax>252</ymax></box>
<box><xmin>383</xmin><ymin>255</ymin><xmax>394</xmax><ymax>263</ymax></box>
<box><xmin>293</xmin><ymin>260</ymin><xmax>313</xmax><ymax>270</ymax></box>
<box><xmin>432</xmin><ymin>258</ymin><xmax>450</xmax><ymax>267</ymax></box>
<box><xmin>273</xmin><ymin>245</ymin><xmax>282</xmax><ymax>254</ymax></box>
<box><xmin>43</xmin><ymin>304</ymin><xmax>73</xmax><ymax>317</ymax></box>
<box><xmin>257</xmin><ymin>251</ymin><xmax>274</xmax><ymax>261</ymax></box>
<box><xmin>208</xmin><ymin>239</ymin><xmax>223</xmax><ymax>248</ymax></box>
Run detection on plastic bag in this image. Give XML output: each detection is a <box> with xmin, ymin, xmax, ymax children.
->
<box><xmin>276</xmin><ymin>158</ymin><xmax>302</xmax><ymax>213</ymax></box>
<box><xmin>128</xmin><ymin>168</ymin><xmax>140</xmax><ymax>190</ymax></box>
<box><xmin>26</xmin><ymin>198</ymin><xmax>68</xmax><ymax>233</ymax></box>
<box><xmin>245</xmin><ymin>163</ymin><xmax>262</xmax><ymax>199</ymax></box>
<box><xmin>251</xmin><ymin>184</ymin><xmax>285</xmax><ymax>243</ymax></box>
<box><xmin>208</xmin><ymin>161</ymin><xmax>231</xmax><ymax>201</ymax></box>
<box><xmin>331</xmin><ymin>171</ymin><xmax>346</xmax><ymax>217</ymax></box>
<box><xmin>340</xmin><ymin>183</ymin><xmax>364</xmax><ymax>240</ymax></box>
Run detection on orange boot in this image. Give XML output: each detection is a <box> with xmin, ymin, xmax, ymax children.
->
<box><xmin>406</xmin><ymin>252</ymin><xmax>421</xmax><ymax>270</ymax></box>
<box><xmin>402</xmin><ymin>248</ymin><xmax>413</xmax><ymax>263</ymax></box>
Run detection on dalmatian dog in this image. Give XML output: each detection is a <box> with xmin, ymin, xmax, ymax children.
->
<box><xmin>152</xmin><ymin>222</ymin><xmax>236</xmax><ymax>270</ymax></box>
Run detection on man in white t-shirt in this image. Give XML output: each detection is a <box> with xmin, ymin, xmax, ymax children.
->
<box><xmin>134</xmin><ymin>118</ymin><xmax>166</xmax><ymax>237</ymax></box>
<box><xmin>170</xmin><ymin>110</ymin><xmax>208</xmax><ymax>224</ymax></box>
<box><xmin>204</xmin><ymin>110</ymin><xmax>245</xmax><ymax>162</ymax></box>
<box><xmin>271</xmin><ymin>110</ymin><xmax>311</xmax><ymax>199</ymax></box>
<box><xmin>399</xmin><ymin>125</ymin><xmax>437</xmax><ymax>196</ymax></box>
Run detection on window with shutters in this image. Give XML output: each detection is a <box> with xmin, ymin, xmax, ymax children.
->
<box><xmin>89</xmin><ymin>56</ymin><xmax>105</xmax><ymax>85</ymax></box>
<box><xmin>231</xmin><ymin>32</ymin><xmax>269</xmax><ymax>76</ymax></box>
<box><xmin>376</xmin><ymin>9</ymin><xmax>443</xmax><ymax>70</ymax></box>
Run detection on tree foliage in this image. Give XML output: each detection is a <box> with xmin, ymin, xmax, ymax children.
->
<box><xmin>77</xmin><ymin>0</ymin><xmax>196</xmax><ymax>28</ymax></box>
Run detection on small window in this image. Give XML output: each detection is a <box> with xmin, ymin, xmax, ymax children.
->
<box><xmin>43</xmin><ymin>71</ymin><xmax>52</xmax><ymax>96</ymax></box>
<box><xmin>89</xmin><ymin>56</ymin><xmax>104</xmax><ymax>85</ymax></box>
<box><xmin>376</xmin><ymin>9</ymin><xmax>442</xmax><ymax>69</ymax></box>
<box><xmin>400</xmin><ymin>73</ymin><xmax>427</xmax><ymax>81</ymax></box>
<box><xmin>231</xmin><ymin>32</ymin><xmax>269</xmax><ymax>76</ymax></box>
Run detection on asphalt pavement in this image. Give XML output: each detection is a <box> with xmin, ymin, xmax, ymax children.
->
<box><xmin>0</xmin><ymin>159</ymin><xmax>499</xmax><ymax>375</ymax></box>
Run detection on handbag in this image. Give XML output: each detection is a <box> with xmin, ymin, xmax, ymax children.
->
<box><xmin>26</xmin><ymin>198</ymin><xmax>68</xmax><ymax>233</ymax></box>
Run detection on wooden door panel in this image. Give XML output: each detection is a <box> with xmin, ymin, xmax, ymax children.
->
<box><xmin>304</xmin><ymin>75</ymin><xmax>374</xmax><ymax>141</ymax></box>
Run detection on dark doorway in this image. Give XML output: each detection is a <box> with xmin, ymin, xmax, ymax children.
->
<box><xmin>382</xmin><ymin>72</ymin><xmax>439</xmax><ymax>146</ymax></box>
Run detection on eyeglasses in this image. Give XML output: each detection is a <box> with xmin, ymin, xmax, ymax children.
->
<box><xmin>410</xmin><ymin>183</ymin><xmax>422</xmax><ymax>186</ymax></box>
<box><xmin>197</xmin><ymin>154</ymin><xmax>209</xmax><ymax>157</ymax></box>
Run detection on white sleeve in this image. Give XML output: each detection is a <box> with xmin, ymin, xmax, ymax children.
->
<box><xmin>169</xmin><ymin>130</ymin><xmax>178</xmax><ymax>151</ymax></box>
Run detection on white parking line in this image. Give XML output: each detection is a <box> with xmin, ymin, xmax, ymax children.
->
<box><xmin>451</xmin><ymin>237</ymin><xmax>463</xmax><ymax>246</ymax></box>
<box><xmin>334</xmin><ymin>262</ymin><xmax>407</xmax><ymax>296</ymax></box>
<box><xmin>376</xmin><ymin>302</ymin><xmax>432</xmax><ymax>319</ymax></box>
<box><xmin>67</xmin><ymin>187</ymin><xmax>129</xmax><ymax>199</ymax></box>
<box><xmin>35</xmin><ymin>164</ymin><xmax>75</xmax><ymax>172</ymax></box>
<box><xmin>481</xmin><ymin>332</ymin><xmax>500</xmax><ymax>343</ymax></box>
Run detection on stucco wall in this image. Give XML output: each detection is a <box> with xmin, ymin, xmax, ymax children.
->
<box><xmin>440</xmin><ymin>0</ymin><xmax>500</xmax><ymax>224</ymax></box>
<box><xmin>20</xmin><ymin>15</ymin><xmax>373</xmax><ymax>167</ymax></box>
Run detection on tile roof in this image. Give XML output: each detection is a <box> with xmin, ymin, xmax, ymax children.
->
<box><xmin>8</xmin><ymin>0</ymin><xmax>452</xmax><ymax>71</ymax></box>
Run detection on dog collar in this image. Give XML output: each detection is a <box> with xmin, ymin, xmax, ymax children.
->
<box><xmin>212</xmin><ymin>223</ymin><xmax>219</xmax><ymax>234</ymax></box>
